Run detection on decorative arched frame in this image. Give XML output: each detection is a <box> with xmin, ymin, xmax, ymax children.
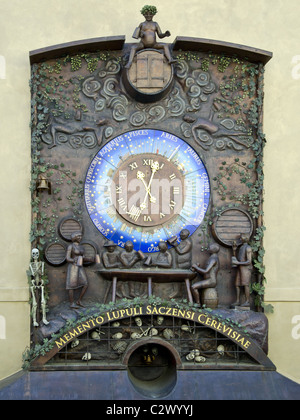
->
<box><xmin>30</xmin><ymin>303</ymin><xmax>274</xmax><ymax>370</ymax></box>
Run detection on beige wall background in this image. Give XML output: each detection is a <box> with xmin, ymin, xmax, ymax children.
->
<box><xmin>0</xmin><ymin>0</ymin><xmax>299</xmax><ymax>384</ymax></box>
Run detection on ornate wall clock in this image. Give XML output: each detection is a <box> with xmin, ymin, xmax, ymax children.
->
<box><xmin>84</xmin><ymin>129</ymin><xmax>210</xmax><ymax>252</ymax></box>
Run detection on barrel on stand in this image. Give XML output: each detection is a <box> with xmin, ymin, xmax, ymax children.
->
<box><xmin>202</xmin><ymin>288</ymin><xmax>218</xmax><ymax>309</ymax></box>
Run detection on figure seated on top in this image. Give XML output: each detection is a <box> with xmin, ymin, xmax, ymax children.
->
<box><xmin>125</xmin><ymin>5</ymin><xmax>176</xmax><ymax>69</ymax></box>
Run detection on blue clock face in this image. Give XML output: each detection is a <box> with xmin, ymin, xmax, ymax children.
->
<box><xmin>84</xmin><ymin>129</ymin><xmax>210</xmax><ymax>253</ymax></box>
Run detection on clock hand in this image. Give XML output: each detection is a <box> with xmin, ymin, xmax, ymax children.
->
<box><xmin>137</xmin><ymin>171</ymin><xmax>156</xmax><ymax>203</ymax></box>
<box><xmin>167</xmin><ymin>145</ymin><xmax>180</xmax><ymax>161</ymax></box>
<box><xmin>140</xmin><ymin>161</ymin><xmax>160</xmax><ymax>210</ymax></box>
<box><xmin>126</xmin><ymin>162</ymin><xmax>160</xmax><ymax>221</ymax></box>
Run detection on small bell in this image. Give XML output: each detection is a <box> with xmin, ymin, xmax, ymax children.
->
<box><xmin>37</xmin><ymin>176</ymin><xmax>51</xmax><ymax>194</ymax></box>
<box><xmin>144</xmin><ymin>354</ymin><xmax>155</xmax><ymax>365</ymax></box>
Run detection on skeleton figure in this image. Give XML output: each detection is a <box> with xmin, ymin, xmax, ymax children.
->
<box><xmin>29</xmin><ymin>248</ymin><xmax>49</xmax><ymax>327</ymax></box>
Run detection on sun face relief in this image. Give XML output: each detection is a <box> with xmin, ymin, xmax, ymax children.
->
<box><xmin>84</xmin><ymin>129</ymin><xmax>210</xmax><ymax>253</ymax></box>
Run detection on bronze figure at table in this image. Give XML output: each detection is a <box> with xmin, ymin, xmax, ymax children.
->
<box><xmin>97</xmin><ymin>235</ymin><xmax>196</xmax><ymax>303</ymax></box>
<box><xmin>191</xmin><ymin>243</ymin><xmax>220</xmax><ymax>308</ymax></box>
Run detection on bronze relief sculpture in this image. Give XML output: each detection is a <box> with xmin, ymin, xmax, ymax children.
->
<box><xmin>123</xmin><ymin>5</ymin><xmax>176</xmax><ymax>102</ymax></box>
<box><xmin>27</xmin><ymin>4</ymin><xmax>274</xmax><ymax>373</ymax></box>
<box><xmin>66</xmin><ymin>231</ymin><xmax>94</xmax><ymax>308</ymax></box>
<box><xmin>191</xmin><ymin>243</ymin><xmax>220</xmax><ymax>308</ymax></box>
<box><xmin>144</xmin><ymin>241</ymin><xmax>173</xmax><ymax>268</ymax></box>
<box><xmin>102</xmin><ymin>240</ymin><xmax>120</xmax><ymax>269</ymax></box>
<box><xmin>29</xmin><ymin>248</ymin><xmax>49</xmax><ymax>327</ymax></box>
<box><xmin>168</xmin><ymin>229</ymin><xmax>193</xmax><ymax>270</ymax></box>
<box><xmin>231</xmin><ymin>234</ymin><xmax>253</xmax><ymax>308</ymax></box>
<box><xmin>125</xmin><ymin>5</ymin><xmax>175</xmax><ymax>69</ymax></box>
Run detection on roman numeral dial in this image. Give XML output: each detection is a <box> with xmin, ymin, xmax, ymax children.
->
<box><xmin>112</xmin><ymin>153</ymin><xmax>184</xmax><ymax>227</ymax></box>
<box><xmin>84</xmin><ymin>129</ymin><xmax>210</xmax><ymax>253</ymax></box>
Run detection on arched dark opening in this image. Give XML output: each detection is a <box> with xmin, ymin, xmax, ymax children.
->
<box><xmin>124</xmin><ymin>338</ymin><xmax>179</xmax><ymax>399</ymax></box>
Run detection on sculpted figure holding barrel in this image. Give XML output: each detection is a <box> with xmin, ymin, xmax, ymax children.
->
<box><xmin>125</xmin><ymin>5</ymin><xmax>175</xmax><ymax>69</ymax></box>
<box><xmin>66</xmin><ymin>231</ymin><xmax>95</xmax><ymax>308</ymax></box>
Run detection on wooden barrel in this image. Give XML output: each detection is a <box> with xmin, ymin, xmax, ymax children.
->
<box><xmin>202</xmin><ymin>288</ymin><xmax>218</xmax><ymax>309</ymax></box>
<box><xmin>44</xmin><ymin>242</ymin><xmax>66</xmax><ymax>266</ymax></box>
<box><xmin>58</xmin><ymin>217</ymin><xmax>83</xmax><ymax>241</ymax></box>
<box><xmin>212</xmin><ymin>208</ymin><xmax>253</xmax><ymax>247</ymax></box>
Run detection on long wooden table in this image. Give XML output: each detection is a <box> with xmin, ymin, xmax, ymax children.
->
<box><xmin>96</xmin><ymin>268</ymin><xmax>197</xmax><ymax>303</ymax></box>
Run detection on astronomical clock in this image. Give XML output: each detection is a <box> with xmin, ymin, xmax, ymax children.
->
<box><xmin>84</xmin><ymin>129</ymin><xmax>210</xmax><ymax>252</ymax></box>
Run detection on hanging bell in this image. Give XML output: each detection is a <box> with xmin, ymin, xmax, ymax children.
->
<box><xmin>37</xmin><ymin>176</ymin><xmax>51</xmax><ymax>194</ymax></box>
<box><xmin>144</xmin><ymin>354</ymin><xmax>154</xmax><ymax>365</ymax></box>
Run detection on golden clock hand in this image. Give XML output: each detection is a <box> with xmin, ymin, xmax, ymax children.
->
<box><xmin>167</xmin><ymin>145</ymin><xmax>180</xmax><ymax>161</ymax></box>
<box><xmin>137</xmin><ymin>171</ymin><xmax>156</xmax><ymax>203</ymax></box>
<box><xmin>140</xmin><ymin>161</ymin><xmax>160</xmax><ymax>210</ymax></box>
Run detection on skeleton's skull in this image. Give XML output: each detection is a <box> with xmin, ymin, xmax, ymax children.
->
<box><xmin>32</xmin><ymin>248</ymin><xmax>39</xmax><ymax>260</ymax></box>
<box><xmin>112</xmin><ymin>332</ymin><xmax>123</xmax><ymax>340</ymax></box>
<box><xmin>217</xmin><ymin>344</ymin><xmax>225</xmax><ymax>356</ymax></box>
<box><xmin>186</xmin><ymin>351</ymin><xmax>195</xmax><ymax>361</ymax></box>
<box><xmin>71</xmin><ymin>339</ymin><xmax>80</xmax><ymax>348</ymax></box>
<box><xmin>162</xmin><ymin>328</ymin><xmax>174</xmax><ymax>340</ymax></box>
<box><xmin>134</xmin><ymin>317</ymin><xmax>142</xmax><ymax>326</ymax></box>
<box><xmin>91</xmin><ymin>331</ymin><xmax>101</xmax><ymax>341</ymax></box>
<box><xmin>149</xmin><ymin>328</ymin><xmax>158</xmax><ymax>337</ymax></box>
<box><xmin>186</xmin><ymin>349</ymin><xmax>200</xmax><ymax>361</ymax></box>
<box><xmin>152</xmin><ymin>346</ymin><xmax>158</xmax><ymax>356</ymax></box>
<box><xmin>195</xmin><ymin>355</ymin><xmax>206</xmax><ymax>363</ymax></box>
<box><xmin>157</xmin><ymin>316</ymin><xmax>164</xmax><ymax>325</ymax></box>
<box><xmin>181</xmin><ymin>324</ymin><xmax>192</xmax><ymax>332</ymax></box>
